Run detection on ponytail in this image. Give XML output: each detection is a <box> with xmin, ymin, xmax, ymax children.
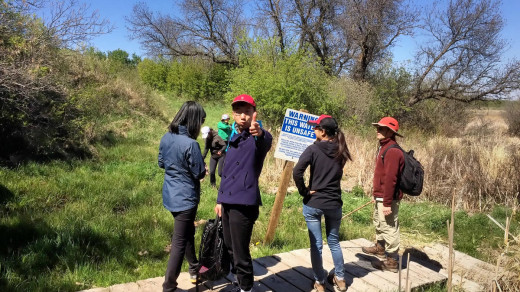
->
<box><xmin>332</xmin><ymin>129</ymin><xmax>352</xmax><ymax>166</ymax></box>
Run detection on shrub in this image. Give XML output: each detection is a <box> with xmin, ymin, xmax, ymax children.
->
<box><xmin>166</xmin><ymin>57</ymin><xmax>229</xmax><ymax>101</ymax></box>
<box><xmin>0</xmin><ymin>6</ymin><xmax>89</xmax><ymax>163</ymax></box>
<box><xmin>137</xmin><ymin>58</ymin><xmax>169</xmax><ymax>91</ymax></box>
<box><xmin>326</xmin><ymin>77</ymin><xmax>376</xmax><ymax>127</ymax></box>
<box><xmin>402</xmin><ymin>98</ymin><xmax>470</xmax><ymax>136</ymax></box>
<box><xmin>505</xmin><ymin>100</ymin><xmax>520</xmax><ymax>136</ymax></box>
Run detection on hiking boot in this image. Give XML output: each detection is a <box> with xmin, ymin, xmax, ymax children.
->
<box><xmin>313</xmin><ymin>281</ymin><xmax>326</xmax><ymax>292</ymax></box>
<box><xmin>327</xmin><ymin>274</ymin><xmax>347</xmax><ymax>292</ymax></box>
<box><xmin>371</xmin><ymin>257</ymin><xmax>399</xmax><ymax>273</ymax></box>
<box><xmin>361</xmin><ymin>240</ymin><xmax>386</xmax><ymax>258</ymax></box>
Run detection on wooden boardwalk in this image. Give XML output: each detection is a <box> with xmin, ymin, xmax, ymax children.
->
<box><xmin>80</xmin><ymin>238</ymin><xmax>448</xmax><ymax>292</ymax></box>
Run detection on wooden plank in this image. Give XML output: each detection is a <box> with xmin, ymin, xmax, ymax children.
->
<box><xmin>255</xmin><ymin>256</ymin><xmax>315</xmax><ymax>291</ymax></box>
<box><xmin>272</xmin><ymin>251</ymin><xmax>336</xmax><ymax>292</ymax></box>
<box><xmin>437</xmin><ymin>269</ymin><xmax>484</xmax><ymax>292</ymax></box>
<box><xmin>136</xmin><ymin>277</ymin><xmax>163</xmax><ymax>292</ymax></box>
<box><xmin>200</xmin><ymin>272</ymin><xmax>233</xmax><ymax>291</ymax></box>
<box><xmin>347</xmin><ymin>238</ymin><xmax>435</xmax><ymax>285</ymax></box>
<box><xmin>321</xmin><ymin>244</ymin><xmax>397</xmax><ymax>291</ymax></box>
<box><xmin>175</xmin><ymin>272</ymin><xmax>195</xmax><ymax>291</ymax></box>
<box><xmin>290</xmin><ymin>248</ymin><xmax>376</xmax><ymax>292</ymax></box>
<box><xmin>252</xmin><ymin>259</ymin><xmax>304</xmax><ymax>291</ymax></box>
<box><xmin>349</xmin><ymin>238</ymin><xmax>447</xmax><ymax>286</ymax></box>
<box><xmin>223</xmin><ymin>272</ymin><xmax>272</xmax><ymax>292</ymax></box>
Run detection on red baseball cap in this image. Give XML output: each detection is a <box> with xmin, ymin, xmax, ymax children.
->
<box><xmin>372</xmin><ymin>117</ymin><xmax>402</xmax><ymax>137</ymax></box>
<box><xmin>307</xmin><ymin>115</ymin><xmax>338</xmax><ymax>131</ymax></box>
<box><xmin>231</xmin><ymin>94</ymin><xmax>256</xmax><ymax>107</ymax></box>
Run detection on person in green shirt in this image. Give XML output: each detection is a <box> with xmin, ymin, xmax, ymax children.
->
<box><xmin>217</xmin><ymin>114</ymin><xmax>232</xmax><ymax>143</ymax></box>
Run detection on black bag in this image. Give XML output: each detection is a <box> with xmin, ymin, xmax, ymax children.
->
<box><xmin>198</xmin><ymin>216</ymin><xmax>230</xmax><ymax>281</ymax></box>
<box><xmin>382</xmin><ymin>144</ymin><xmax>424</xmax><ymax>196</ymax></box>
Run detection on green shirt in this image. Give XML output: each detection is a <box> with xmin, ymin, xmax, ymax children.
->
<box><xmin>217</xmin><ymin>121</ymin><xmax>231</xmax><ymax>141</ymax></box>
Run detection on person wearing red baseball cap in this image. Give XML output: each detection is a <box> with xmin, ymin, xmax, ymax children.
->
<box><xmin>214</xmin><ymin>94</ymin><xmax>272</xmax><ymax>292</ymax></box>
<box><xmin>362</xmin><ymin>116</ymin><xmax>405</xmax><ymax>273</ymax></box>
<box><xmin>293</xmin><ymin>114</ymin><xmax>352</xmax><ymax>292</ymax></box>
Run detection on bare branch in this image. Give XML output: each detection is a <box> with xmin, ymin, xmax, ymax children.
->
<box><xmin>410</xmin><ymin>0</ymin><xmax>520</xmax><ymax>105</ymax></box>
<box><xmin>126</xmin><ymin>0</ymin><xmax>246</xmax><ymax>64</ymax></box>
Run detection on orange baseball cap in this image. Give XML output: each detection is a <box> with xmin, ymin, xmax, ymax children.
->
<box><xmin>372</xmin><ymin>117</ymin><xmax>402</xmax><ymax>137</ymax></box>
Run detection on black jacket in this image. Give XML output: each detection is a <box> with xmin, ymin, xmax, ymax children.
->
<box><xmin>202</xmin><ymin>130</ymin><xmax>227</xmax><ymax>159</ymax></box>
<box><xmin>292</xmin><ymin>140</ymin><xmax>344</xmax><ymax>209</ymax></box>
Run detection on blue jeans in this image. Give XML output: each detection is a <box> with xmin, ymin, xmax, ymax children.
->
<box><xmin>303</xmin><ymin>204</ymin><xmax>345</xmax><ymax>283</ymax></box>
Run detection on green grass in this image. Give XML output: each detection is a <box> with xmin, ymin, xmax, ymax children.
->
<box><xmin>1</xmin><ymin>96</ymin><xmax>518</xmax><ymax>291</ymax></box>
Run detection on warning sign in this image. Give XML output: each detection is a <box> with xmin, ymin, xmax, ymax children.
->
<box><xmin>273</xmin><ymin>109</ymin><xmax>319</xmax><ymax>162</ymax></box>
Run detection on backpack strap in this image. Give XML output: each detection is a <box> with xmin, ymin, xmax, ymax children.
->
<box><xmin>381</xmin><ymin>144</ymin><xmax>402</xmax><ymax>164</ymax></box>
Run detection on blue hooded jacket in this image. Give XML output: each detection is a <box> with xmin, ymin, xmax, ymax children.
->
<box><xmin>158</xmin><ymin>126</ymin><xmax>206</xmax><ymax>212</ymax></box>
<box><xmin>217</xmin><ymin>126</ymin><xmax>272</xmax><ymax>206</ymax></box>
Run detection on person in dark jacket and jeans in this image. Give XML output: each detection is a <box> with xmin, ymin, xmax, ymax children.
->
<box><xmin>214</xmin><ymin>94</ymin><xmax>272</xmax><ymax>292</ymax></box>
<box><xmin>158</xmin><ymin>101</ymin><xmax>207</xmax><ymax>292</ymax></box>
<box><xmin>361</xmin><ymin>117</ymin><xmax>405</xmax><ymax>273</ymax></box>
<box><xmin>201</xmin><ymin>126</ymin><xmax>227</xmax><ymax>187</ymax></box>
<box><xmin>293</xmin><ymin>115</ymin><xmax>352</xmax><ymax>292</ymax></box>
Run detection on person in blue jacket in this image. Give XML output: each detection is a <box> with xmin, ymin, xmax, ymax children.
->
<box><xmin>292</xmin><ymin>115</ymin><xmax>352</xmax><ymax>292</ymax></box>
<box><xmin>158</xmin><ymin>101</ymin><xmax>207</xmax><ymax>292</ymax></box>
<box><xmin>214</xmin><ymin>94</ymin><xmax>272</xmax><ymax>292</ymax></box>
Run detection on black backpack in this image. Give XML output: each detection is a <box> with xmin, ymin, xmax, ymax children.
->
<box><xmin>382</xmin><ymin>144</ymin><xmax>424</xmax><ymax>196</ymax></box>
<box><xmin>197</xmin><ymin>216</ymin><xmax>230</xmax><ymax>282</ymax></box>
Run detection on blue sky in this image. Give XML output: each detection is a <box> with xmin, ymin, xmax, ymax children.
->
<box><xmin>85</xmin><ymin>0</ymin><xmax>520</xmax><ymax>63</ymax></box>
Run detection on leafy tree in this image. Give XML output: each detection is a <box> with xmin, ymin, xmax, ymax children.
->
<box><xmin>107</xmin><ymin>49</ymin><xmax>130</xmax><ymax>65</ymax></box>
<box><xmin>226</xmin><ymin>38</ymin><xmax>330</xmax><ymax>125</ymax></box>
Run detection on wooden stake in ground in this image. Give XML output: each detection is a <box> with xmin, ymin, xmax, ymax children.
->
<box><xmin>398</xmin><ymin>253</ymin><xmax>402</xmax><ymax>291</ymax></box>
<box><xmin>406</xmin><ymin>253</ymin><xmax>411</xmax><ymax>292</ymax></box>
<box><xmin>447</xmin><ymin>193</ymin><xmax>456</xmax><ymax>292</ymax></box>
<box><xmin>264</xmin><ymin>160</ymin><xmax>294</xmax><ymax>244</ymax></box>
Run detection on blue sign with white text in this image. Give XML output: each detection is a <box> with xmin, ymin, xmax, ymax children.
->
<box><xmin>274</xmin><ymin>109</ymin><xmax>319</xmax><ymax>162</ymax></box>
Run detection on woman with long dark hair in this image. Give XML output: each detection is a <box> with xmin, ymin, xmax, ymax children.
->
<box><xmin>158</xmin><ymin>101</ymin><xmax>206</xmax><ymax>292</ymax></box>
<box><xmin>292</xmin><ymin>114</ymin><xmax>352</xmax><ymax>292</ymax></box>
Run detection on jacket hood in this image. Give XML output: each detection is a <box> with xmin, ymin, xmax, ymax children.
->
<box><xmin>178</xmin><ymin>125</ymin><xmax>189</xmax><ymax>136</ymax></box>
<box><xmin>314</xmin><ymin>140</ymin><xmax>338</xmax><ymax>158</ymax></box>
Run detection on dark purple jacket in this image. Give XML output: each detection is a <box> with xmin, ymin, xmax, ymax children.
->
<box><xmin>217</xmin><ymin>128</ymin><xmax>272</xmax><ymax>206</ymax></box>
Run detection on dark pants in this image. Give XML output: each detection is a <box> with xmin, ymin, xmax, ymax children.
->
<box><xmin>163</xmin><ymin>207</ymin><xmax>198</xmax><ymax>292</ymax></box>
<box><xmin>209</xmin><ymin>153</ymin><xmax>225</xmax><ymax>186</ymax></box>
<box><xmin>221</xmin><ymin>204</ymin><xmax>259</xmax><ymax>291</ymax></box>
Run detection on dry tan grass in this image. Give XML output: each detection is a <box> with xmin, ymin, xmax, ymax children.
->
<box><xmin>260</xmin><ymin>127</ymin><xmax>520</xmax><ymax>210</ymax></box>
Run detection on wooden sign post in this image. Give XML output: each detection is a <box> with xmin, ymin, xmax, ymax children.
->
<box><xmin>264</xmin><ymin>109</ymin><xmax>318</xmax><ymax>244</ymax></box>
<box><xmin>264</xmin><ymin>160</ymin><xmax>294</xmax><ymax>243</ymax></box>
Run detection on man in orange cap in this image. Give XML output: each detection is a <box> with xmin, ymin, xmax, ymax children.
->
<box><xmin>362</xmin><ymin>117</ymin><xmax>404</xmax><ymax>272</ymax></box>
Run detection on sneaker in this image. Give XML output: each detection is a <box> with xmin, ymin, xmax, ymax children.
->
<box><xmin>189</xmin><ymin>273</ymin><xmax>197</xmax><ymax>284</ymax></box>
<box><xmin>333</xmin><ymin>276</ymin><xmax>347</xmax><ymax>292</ymax></box>
<box><xmin>313</xmin><ymin>281</ymin><xmax>326</xmax><ymax>292</ymax></box>
<box><xmin>228</xmin><ymin>286</ymin><xmax>252</xmax><ymax>292</ymax></box>
<box><xmin>361</xmin><ymin>241</ymin><xmax>386</xmax><ymax>258</ymax></box>
<box><xmin>371</xmin><ymin>257</ymin><xmax>399</xmax><ymax>273</ymax></box>
<box><xmin>327</xmin><ymin>274</ymin><xmax>347</xmax><ymax>292</ymax></box>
